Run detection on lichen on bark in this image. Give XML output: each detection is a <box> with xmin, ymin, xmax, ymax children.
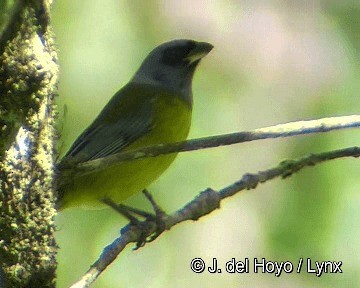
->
<box><xmin>0</xmin><ymin>0</ymin><xmax>58</xmax><ymax>287</ymax></box>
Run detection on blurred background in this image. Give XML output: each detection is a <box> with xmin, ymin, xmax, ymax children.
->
<box><xmin>53</xmin><ymin>0</ymin><xmax>359</xmax><ymax>287</ymax></box>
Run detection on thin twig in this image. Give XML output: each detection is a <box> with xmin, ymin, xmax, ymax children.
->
<box><xmin>59</xmin><ymin>115</ymin><xmax>360</xmax><ymax>184</ymax></box>
<box><xmin>69</xmin><ymin>146</ymin><xmax>360</xmax><ymax>288</ymax></box>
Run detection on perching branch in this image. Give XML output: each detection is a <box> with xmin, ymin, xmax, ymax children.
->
<box><xmin>70</xmin><ymin>146</ymin><xmax>360</xmax><ymax>288</ymax></box>
<box><xmin>58</xmin><ymin>114</ymin><xmax>360</xmax><ymax>185</ymax></box>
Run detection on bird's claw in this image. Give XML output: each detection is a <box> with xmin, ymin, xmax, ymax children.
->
<box><xmin>103</xmin><ymin>191</ymin><xmax>168</xmax><ymax>249</ymax></box>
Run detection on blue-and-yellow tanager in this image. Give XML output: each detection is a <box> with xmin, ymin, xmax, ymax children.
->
<box><xmin>57</xmin><ymin>39</ymin><xmax>213</xmax><ymax>209</ymax></box>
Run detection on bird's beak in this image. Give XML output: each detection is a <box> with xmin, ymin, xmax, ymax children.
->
<box><xmin>185</xmin><ymin>42</ymin><xmax>214</xmax><ymax>64</ymax></box>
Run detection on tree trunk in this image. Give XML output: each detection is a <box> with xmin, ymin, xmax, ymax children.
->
<box><xmin>0</xmin><ymin>0</ymin><xmax>58</xmax><ymax>286</ymax></box>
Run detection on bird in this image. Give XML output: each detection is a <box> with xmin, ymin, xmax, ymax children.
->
<box><xmin>57</xmin><ymin>39</ymin><xmax>213</xmax><ymax>210</ymax></box>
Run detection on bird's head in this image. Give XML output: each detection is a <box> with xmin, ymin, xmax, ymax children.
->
<box><xmin>131</xmin><ymin>39</ymin><xmax>213</xmax><ymax>104</ymax></box>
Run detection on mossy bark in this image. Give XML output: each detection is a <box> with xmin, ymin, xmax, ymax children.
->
<box><xmin>0</xmin><ymin>0</ymin><xmax>58</xmax><ymax>287</ymax></box>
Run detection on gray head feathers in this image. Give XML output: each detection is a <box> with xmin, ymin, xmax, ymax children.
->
<box><xmin>131</xmin><ymin>39</ymin><xmax>213</xmax><ymax>104</ymax></box>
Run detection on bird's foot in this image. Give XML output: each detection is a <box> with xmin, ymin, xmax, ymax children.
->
<box><xmin>102</xmin><ymin>198</ymin><xmax>151</xmax><ymax>248</ymax></box>
<box><xmin>141</xmin><ymin>189</ymin><xmax>167</xmax><ymax>242</ymax></box>
<box><xmin>102</xmin><ymin>192</ymin><xmax>168</xmax><ymax>249</ymax></box>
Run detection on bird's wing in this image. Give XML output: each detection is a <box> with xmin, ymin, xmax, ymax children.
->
<box><xmin>58</xmin><ymin>84</ymin><xmax>154</xmax><ymax>167</ymax></box>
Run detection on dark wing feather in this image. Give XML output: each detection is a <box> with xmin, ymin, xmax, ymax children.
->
<box><xmin>58</xmin><ymin>84</ymin><xmax>154</xmax><ymax>168</ymax></box>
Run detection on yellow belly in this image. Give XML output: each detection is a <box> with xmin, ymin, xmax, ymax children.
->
<box><xmin>61</xmin><ymin>155</ymin><xmax>178</xmax><ymax>209</ymax></box>
<box><xmin>59</xmin><ymin>95</ymin><xmax>191</xmax><ymax>209</ymax></box>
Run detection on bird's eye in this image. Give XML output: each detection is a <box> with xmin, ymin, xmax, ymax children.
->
<box><xmin>167</xmin><ymin>49</ymin><xmax>184</xmax><ymax>60</ymax></box>
<box><xmin>162</xmin><ymin>41</ymin><xmax>196</xmax><ymax>66</ymax></box>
